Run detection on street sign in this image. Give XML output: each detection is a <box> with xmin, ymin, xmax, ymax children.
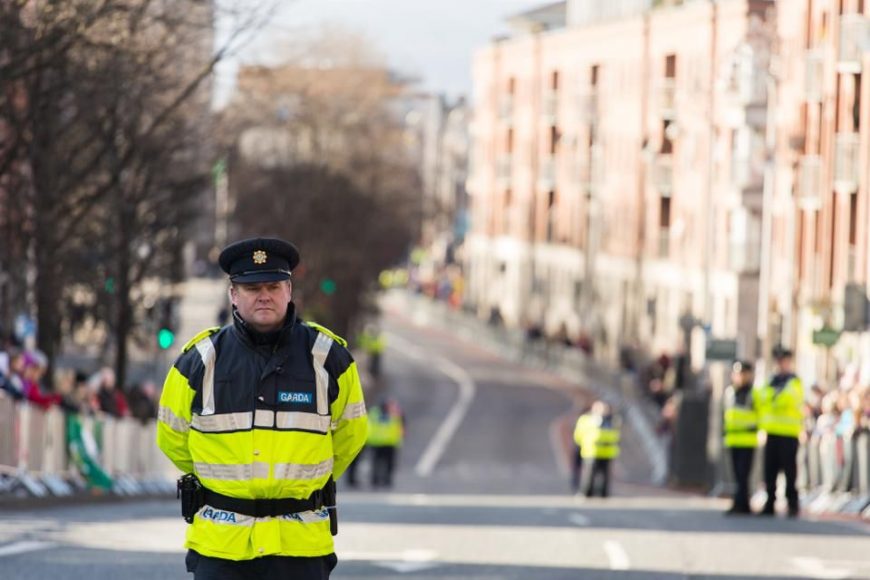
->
<box><xmin>812</xmin><ymin>327</ymin><xmax>840</xmax><ymax>347</ymax></box>
<box><xmin>843</xmin><ymin>283</ymin><xmax>869</xmax><ymax>331</ymax></box>
<box><xmin>705</xmin><ymin>337</ymin><xmax>737</xmax><ymax>361</ymax></box>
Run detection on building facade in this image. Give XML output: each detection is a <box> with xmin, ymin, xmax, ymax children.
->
<box><xmin>769</xmin><ymin>0</ymin><xmax>870</xmax><ymax>386</ymax></box>
<box><xmin>467</xmin><ymin>0</ymin><xmax>774</xmax><ymax>364</ymax></box>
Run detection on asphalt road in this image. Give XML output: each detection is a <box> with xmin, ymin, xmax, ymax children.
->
<box><xmin>1</xmin><ymin>303</ymin><xmax>868</xmax><ymax>579</ymax></box>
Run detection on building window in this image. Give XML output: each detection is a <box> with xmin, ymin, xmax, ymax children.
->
<box><xmin>665</xmin><ymin>54</ymin><xmax>676</xmax><ymax>78</ymax></box>
<box><xmin>547</xmin><ymin>190</ymin><xmax>556</xmax><ymax>242</ymax></box>
<box><xmin>550</xmin><ymin>126</ymin><xmax>560</xmax><ymax>155</ymax></box>
<box><xmin>661</xmin><ymin>120</ymin><xmax>674</xmax><ymax>154</ymax></box>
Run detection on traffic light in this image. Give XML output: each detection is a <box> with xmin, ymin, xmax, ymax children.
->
<box><xmin>320</xmin><ymin>278</ymin><xmax>337</xmax><ymax>296</ymax></box>
<box><xmin>157</xmin><ymin>327</ymin><xmax>175</xmax><ymax>350</ymax></box>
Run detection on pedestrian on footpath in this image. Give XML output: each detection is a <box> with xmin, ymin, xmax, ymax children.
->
<box><xmin>755</xmin><ymin>347</ymin><xmax>803</xmax><ymax>517</ymax></box>
<box><xmin>723</xmin><ymin>360</ymin><xmax>758</xmax><ymax>515</ymax></box>
<box><xmin>574</xmin><ymin>401</ymin><xmax>620</xmax><ymax>497</ymax></box>
<box><xmin>157</xmin><ymin>237</ymin><xmax>368</xmax><ymax>579</ymax></box>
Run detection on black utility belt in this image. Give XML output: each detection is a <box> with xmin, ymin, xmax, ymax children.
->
<box><xmin>202</xmin><ymin>485</ymin><xmax>333</xmax><ymax>518</ymax></box>
<box><xmin>178</xmin><ymin>473</ymin><xmax>337</xmax><ymax>533</ymax></box>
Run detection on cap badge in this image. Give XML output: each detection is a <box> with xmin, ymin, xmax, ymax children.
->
<box><xmin>252</xmin><ymin>250</ymin><xmax>268</xmax><ymax>265</ymax></box>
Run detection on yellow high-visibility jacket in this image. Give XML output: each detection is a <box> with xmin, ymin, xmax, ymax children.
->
<box><xmin>574</xmin><ymin>414</ymin><xmax>621</xmax><ymax>460</ymax></box>
<box><xmin>755</xmin><ymin>374</ymin><xmax>803</xmax><ymax>438</ymax></box>
<box><xmin>156</xmin><ymin>311</ymin><xmax>367</xmax><ymax>560</ymax></box>
<box><xmin>723</xmin><ymin>384</ymin><xmax>758</xmax><ymax>448</ymax></box>
<box><xmin>366</xmin><ymin>406</ymin><xmax>403</xmax><ymax>447</ymax></box>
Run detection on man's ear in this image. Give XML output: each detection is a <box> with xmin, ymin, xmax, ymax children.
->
<box><xmin>228</xmin><ymin>285</ymin><xmax>236</xmax><ymax>306</ymax></box>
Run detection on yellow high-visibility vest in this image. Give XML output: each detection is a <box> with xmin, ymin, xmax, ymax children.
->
<box><xmin>754</xmin><ymin>375</ymin><xmax>803</xmax><ymax>438</ymax></box>
<box><xmin>366</xmin><ymin>407</ymin><xmax>403</xmax><ymax>447</ymax></box>
<box><xmin>574</xmin><ymin>414</ymin><xmax>620</xmax><ymax>460</ymax></box>
<box><xmin>723</xmin><ymin>385</ymin><xmax>758</xmax><ymax>448</ymax></box>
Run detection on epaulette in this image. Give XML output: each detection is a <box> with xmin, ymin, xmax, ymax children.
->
<box><xmin>182</xmin><ymin>327</ymin><xmax>220</xmax><ymax>353</ymax></box>
<box><xmin>304</xmin><ymin>321</ymin><xmax>348</xmax><ymax>347</ymax></box>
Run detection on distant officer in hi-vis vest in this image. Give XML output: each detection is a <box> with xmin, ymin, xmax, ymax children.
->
<box><xmin>723</xmin><ymin>360</ymin><xmax>758</xmax><ymax>515</ymax></box>
<box><xmin>755</xmin><ymin>347</ymin><xmax>803</xmax><ymax>518</ymax></box>
<box><xmin>574</xmin><ymin>400</ymin><xmax>620</xmax><ymax>497</ymax></box>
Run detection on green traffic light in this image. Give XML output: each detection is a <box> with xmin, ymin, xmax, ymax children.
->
<box><xmin>320</xmin><ymin>278</ymin><xmax>337</xmax><ymax>295</ymax></box>
<box><xmin>157</xmin><ymin>328</ymin><xmax>175</xmax><ymax>350</ymax></box>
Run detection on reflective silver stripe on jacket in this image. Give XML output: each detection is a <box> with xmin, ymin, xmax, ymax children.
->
<box><xmin>195</xmin><ymin>338</ymin><xmax>217</xmax><ymax>416</ymax></box>
<box><xmin>254</xmin><ymin>409</ymin><xmax>274</xmax><ymax>428</ymax></box>
<box><xmin>191</xmin><ymin>412</ymin><xmax>253</xmax><ymax>432</ymax></box>
<box><xmin>195</xmin><ymin>462</ymin><xmax>270</xmax><ymax>480</ymax></box>
<box><xmin>158</xmin><ymin>405</ymin><xmax>189</xmax><ymax>433</ymax></box>
<box><xmin>341</xmin><ymin>402</ymin><xmax>366</xmax><ymax>421</ymax></box>
<box><xmin>276</xmin><ymin>412</ymin><xmax>331</xmax><ymax>433</ymax></box>
<box><xmin>273</xmin><ymin>457</ymin><xmax>334</xmax><ymax>481</ymax></box>
<box><xmin>311</xmin><ymin>334</ymin><xmax>333</xmax><ymax>416</ymax></box>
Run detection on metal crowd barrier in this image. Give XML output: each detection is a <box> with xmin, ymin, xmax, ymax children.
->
<box><xmin>732</xmin><ymin>427</ymin><xmax>870</xmax><ymax>515</ymax></box>
<box><xmin>0</xmin><ymin>394</ymin><xmax>176</xmax><ymax>498</ymax></box>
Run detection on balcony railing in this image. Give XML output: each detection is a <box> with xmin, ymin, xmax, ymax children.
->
<box><xmin>543</xmin><ymin>91</ymin><xmax>558</xmax><ymax>125</ymax></box>
<box><xmin>496</xmin><ymin>155</ymin><xmax>512</xmax><ymax>184</ymax></box>
<box><xmin>839</xmin><ymin>14</ymin><xmax>870</xmax><ymax>72</ymax></box>
<box><xmin>654</xmin><ymin>154</ymin><xmax>673</xmax><ymax>195</ymax></box>
<box><xmin>538</xmin><ymin>156</ymin><xmax>555</xmax><ymax>190</ymax></box>
<box><xmin>660</xmin><ymin>79</ymin><xmax>676</xmax><ymax>119</ymax></box>
<box><xmin>576</xmin><ymin>91</ymin><xmax>598</xmax><ymax>124</ymax></box>
<box><xmin>797</xmin><ymin>154</ymin><xmax>822</xmax><ymax>209</ymax></box>
<box><xmin>834</xmin><ymin>132</ymin><xmax>860</xmax><ymax>191</ymax></box>
<box><xmin>805</xmin><ymin>50</ymin><xmax>824</xmax><ymax>103</ymax></box>
<box><xmin>658</xmin><ymin>229</ymin><xmax>670</xmax><ymax>258</ymax></box>
<box><xmin>499</xmin><ymin>96</ymin><xmax>514</xmax><ymax>122</ymax></box>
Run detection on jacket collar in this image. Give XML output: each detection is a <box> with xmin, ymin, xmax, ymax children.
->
<box><xmin>232</xmin><ymin>303</ymin><xmax>297</xmax><ymax>348</ymax></box>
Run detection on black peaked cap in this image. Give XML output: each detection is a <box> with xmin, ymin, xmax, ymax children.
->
<box><xmin>218</xmin><ymin>237</ymin><xmax>300</xmax><ymax>283</ymax></box>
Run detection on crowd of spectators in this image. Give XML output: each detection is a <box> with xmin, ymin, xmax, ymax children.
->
<box><xmin>804</xmin><ymin>369</ymin><xmax>870</xmax><ymax>444</ymax></box>
<box><xmin>0</xmin><ymin>332</ymin><xmax>158</xmax><ymax>423</ymax></box>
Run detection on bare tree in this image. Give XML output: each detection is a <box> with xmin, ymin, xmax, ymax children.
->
<box><xmin>221</xmin><ymin>27</ymin><xmax>422</xmax><ymax>335</ymax></box>
<box><xmin>0</xmin><ymin>0</ymin><xmax>280</xmax><ymax>385</ymax></box>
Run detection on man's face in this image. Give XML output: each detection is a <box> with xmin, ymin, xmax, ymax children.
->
<box><xmin>776</xmin><ymin>356</ymin><xmax>793</xmax><ymax>373</ymax></box>
<box><xmin>230</xmin><ymin>280</ymin><xmax>292</xmax><ymax>333</ymax></box>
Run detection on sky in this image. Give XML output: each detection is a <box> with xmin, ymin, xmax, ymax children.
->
<box><xmin>215</xmin><ymin>0</ymin><xmax>545</xmax><ymax>107</ymax></box>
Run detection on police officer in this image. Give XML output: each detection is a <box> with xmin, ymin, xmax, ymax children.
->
<box><xmin>755</xmin><ymin>347</ymin><xmax>803</xmax><ymax>517</ymax></box>
<box><xmin>574</xmin><ymin>401</ymin><xmax>620</xmax><ymax>497</ymax></box>
<box><xmin>157</xmin><ymin>237</ymin><xmax>368</xmax><ymax>579</ymax></box>
<box><xmin>366</xmin><ymin>397</ymin><xmax>404</xmax><ymax>488</ymax></box>
<box><xmin>358</xmin><ymin>324</ymin><xmax>386</xmax><ymax>379</ymax></box>
<box><xmin>723</xmin><ymin>360</ymin><xmax>758</xmax><ymax>515</ymax></box>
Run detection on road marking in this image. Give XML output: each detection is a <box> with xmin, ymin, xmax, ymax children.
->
<box><xmin>387</xmin><ymin>332</ymin><xmax>477</xmax><ymax>477</ymax></box>
<box><xmin>791</xmin><ymin>557</ymin><xmax>853</xmax><ymax>579</ymax></box>
<box><xmin>0</xmin><ymin>541</ymin><xmax>55</xmax><ymax>558</ymax></box>
<box><xmin>568</xmin><ymin>513</ymin><xmax>590</xmax><ymax>526</ymax></box>
<box><xmin>344</xmin><ymin>548</ymin><xmax>440</xmax><ymax>572</ymax></box>
<box><xmin>604</xmin><ymin>540</ymin><xmax>630</xmax><ymax>570</ymax></box>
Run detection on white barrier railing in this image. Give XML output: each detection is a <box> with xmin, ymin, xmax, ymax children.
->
<box><xmin>0</xmin><ymin>394</ymin><xmax>176</xmax><ymax>496</ymax></box>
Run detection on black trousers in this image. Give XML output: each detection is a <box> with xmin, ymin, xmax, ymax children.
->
<box><xmin>763</xmin><ymin>434</ymin><xmax>799</xmax><ymax>510</ymax></box>
<box><xmin>729</xmin><ymin>447</ymin><xmax>755</xmax><ymax>511</ymax></box>
<box><xmin>371</xmin><ymin>446</ymin><xmax>396</xmax><ymax>487</ymax></box>
<box><xmin>186</xmin><ymin>550</ymin><xmax>337</xmax><ymax>580</ymax></box>
<box><xmin>583</xmin><ymin>458</ymin><xmax>611</xmax><ymax>497</ymax></box>
<box><xmin>345</xmin><ymin>448</ymin><xmax>364</xmax><ymax>487</ymax></box>
<box><xmin>571</xmin><ymin>445</ymin><xmax>583</xmax><ymax>493</ymax></box>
